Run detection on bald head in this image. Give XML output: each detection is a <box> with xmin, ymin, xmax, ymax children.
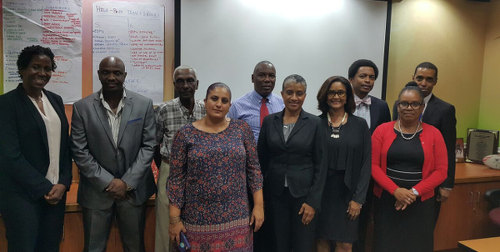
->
<box><xmin>98</xmin><ymin>56</ymin><xmax>127</xmax><ymax>93</ymax></box>
<box><xmin>99</xmin><ymin>56</ymin><xmax>125</xmax><ymax>71</ymax></box>
<box><xmin>252</xmin><ymin>60</ymin><xmax>276</xmax><ymax>97</ymax></box>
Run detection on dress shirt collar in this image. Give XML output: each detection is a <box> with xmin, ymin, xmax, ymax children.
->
<box><xmin>99</xmin><ymin>89</ymin><xmax>127</xmax><ymax>101</ymax></box>
<box><xmin>174</xmin><ymin>97</ymin><xmax>197</xmax><ymax>118</ymax></box>
<box><xmin>250</xmin><ymin>90</ymin><xmax>278</xmax><ymax>104</ymax></box>
<box><xmin>100</xmin><ymin>89</ymin><xmax>127</xmax><ymax>115</ymax></box>
<box><xmin>421</xmin><ymin>93</ymin><xmax>433</xmax><ymax>117</ymax></box>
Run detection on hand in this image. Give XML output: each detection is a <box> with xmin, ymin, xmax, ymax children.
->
<box><xmin>298</xmin><ymin>203</ymin><xmax>315</xmax><ymax>225</ymax></box>
<box><xmin>106</xmin><ymin>179</ymin><xmax>128</xmax><ymax>200</ymax></box>
<box><xmin>44</xmin><ymin>184</ymin><xmax>66</xmax><ymax>205</ymax></box>
<box><xmin>347</xmin><ymin>201</ymin><xmax>362</xmax><ymax>220</ymax></box>
<box><xmin>394</xmin><ymin>188</ymin><xmax>416</xmax><ymax>206</ymax></box>
<box><xmin>394</xmin><ymin>200</ymin><xmax>408</xmax><ymax>211</ymax></box>
<box><xmin>437</xmin><ymin>188</ymin><xmax>451</xmax><ymax>202</ymax></box>
<box><xmin>250</xmin><ymin>204</ymin><xmax>264</xmax><ymax>232</ymax></box>
<box><xmin>169</xmin><ymin>221</ymin><xmax>186</xmax><ymax>245</ymax></box>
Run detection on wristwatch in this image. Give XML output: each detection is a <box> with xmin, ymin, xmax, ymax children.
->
<box><xmin>411</xmin><ymin>188</ymin><xmax>419</xmax><ymax>196</ymax></box>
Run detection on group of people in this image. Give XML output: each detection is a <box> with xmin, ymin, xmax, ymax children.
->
<box><xmin>0</xmin><ymin>45</ymin><xmax>157</xmax><ymax>252</ymax></box>
<box><xmin>0</xmin><ymin>45</ymin><xmax>456</xmax><ymax>252</ymax></box>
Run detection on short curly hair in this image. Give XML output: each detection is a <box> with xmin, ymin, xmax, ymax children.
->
<box><xmin>17</xmin><ymin>45</ymin><xmax>57</xmax><ymax>78</ymax></box>
<box><xmin>348</xmin><ymin>59</ymin><xmax>378</xmax><ymax>80</ymax></box>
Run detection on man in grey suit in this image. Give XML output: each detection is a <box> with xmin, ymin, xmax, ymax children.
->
<box><xmin>71</xmin><ymin>56</ymin><xmax>156</xmax><ymax>252</ymax></box>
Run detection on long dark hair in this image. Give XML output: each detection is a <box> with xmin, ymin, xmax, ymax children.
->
<box><xmin>316</xmin><ymin>76</ymin><xmax>355</xmax><ymax>115</ymax></box>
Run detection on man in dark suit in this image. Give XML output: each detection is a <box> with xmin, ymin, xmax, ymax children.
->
<box><xmin>71</xmin><ymin>56</ymin><xmax>156</xmax><ymax>252</ymax></box>
<box><xmin>348</xmin><ymin>59</ymin><xmax>391</xmax><ymax>133</ymax></box>
<box><xmin>392</xmin><ymin>62</ymin><xmax>457</xmax><ymax>224</ymax></box>
<box><xmin>348</xmin><ymin>59</ymin><xmax>391</xmax><ymax>252</ymax></box>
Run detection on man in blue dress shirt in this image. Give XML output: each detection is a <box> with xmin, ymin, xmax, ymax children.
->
<box><xmin>228</xmin><ymin>61</ymin><xmax>284</xmax><ymax>143</ymax></box>
<box><xmin>228</xmin><ymin>61</ymin><xmax>284</xmax><ymax>252</ymax></box>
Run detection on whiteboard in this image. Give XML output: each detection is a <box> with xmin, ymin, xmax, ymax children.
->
<box><xmin>181</xmin><ymin>0</ymin><xmax>388</xmax><ymax>114</ymax></box>
<box><xmin>93</xmin><ymin>1</ymin><xmax>165</xmax><ymax>103</ymax></box>
<box><xmin>3</xmin><ymin>0</ymin><xmax>82</xmax><ymax>103</ymax></box>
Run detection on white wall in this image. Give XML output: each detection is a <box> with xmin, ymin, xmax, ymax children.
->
<box><xmin>181</xmin><ymin>0</ymin><xmax>388</xmax><ymax>114</ymax></box>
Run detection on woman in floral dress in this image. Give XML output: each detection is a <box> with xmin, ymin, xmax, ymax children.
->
<box><xmin>167</xmin><ymin>83</ymin><xmax>264</xmax><ymax>251</ymax></box>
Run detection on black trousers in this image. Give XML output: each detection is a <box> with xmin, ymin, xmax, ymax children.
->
<box><xmin>253</xmin><ymin>188</ymin><xmax>275</xmax><ymax>252</ymax></box>
<box><xmin>271</xmin><ymin>188</ymin><xmax>316</xmax><ymax>252</ymax></box>
<box><xmin>0</xmin><ymin>191</ymin><xmax>66</xmax><ymax>252</ymax></box>
<box><xmin>434</xmin><ymin>187</ymin><xmax>442</xmax><ymax>227</ymax></box>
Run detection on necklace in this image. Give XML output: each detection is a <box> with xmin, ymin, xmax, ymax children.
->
<box><xmin>28</xmin><ymin>93</ymin><xmax>43</xmax><ymax>103</ymax></box>
<box><xmin>328</xmin><ymin>112</ymin><xmax>346</xmax><ymax>139</ymax></box>
<box><xmin>397</xmin><ymin>120</ymin><xmax>420</xmax><ymax>140</ymax></box>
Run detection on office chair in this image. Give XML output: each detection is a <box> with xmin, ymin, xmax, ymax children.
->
<box><xmin>485</xmin><ymin>189</ymin><xmax>500</xmax><ymax>227</ymax></box>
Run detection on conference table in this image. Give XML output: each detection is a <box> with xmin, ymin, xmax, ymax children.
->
<box><xmin>458</xmin><ymin>236</ymin><xmax>500</xmax><ymax>252</ymax></box>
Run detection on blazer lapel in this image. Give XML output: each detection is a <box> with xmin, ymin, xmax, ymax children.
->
<box><xmin>272</xmin><ymin>111</ymin><xmax>286</xmax><ymax>144</ymax></box>
<box><xmin>16</xmin><ymin>85</ymin><xmax>49</xmax><ymax>151</ymax></box>
<box><xmin>370</xmin><ymin>107</ymin><xmax>377</xmax><ymax>130</ymax></box>
<box><xmin>92</xmin><ymin>93</ymin><xmax>116</xmax><ymax>148</ymax></box>
<box><xmin>369</xmin><ymin>96</ymin><xmax>377</xmax><ymax>130</ymax></box>
<box><xmin>117</xmin><ymin>95</ymin><xmax>133</xmax><ymax>146</ymax></box>
<box><xmin>44</xmin><ymin>90</ymin><xmax>65</xmax><ymax>127</ymax></box>
<box><xmin>422</xmin><ymin>95</ymin><xmax>436</xmax><ymax>122</ymax></box>
<box><xmin>287</xmin><ymin>110</ymin><xmax>307</xmax><ymax>141</ymax></box>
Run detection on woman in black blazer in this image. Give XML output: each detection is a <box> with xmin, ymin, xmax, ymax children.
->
<box><xmin>257</xmin><ymin>74</ymin><xmax>327</xmax><ymax>252</ymax></box>
<box><xmin>315</xmin><ymin>76</ymin><xmax>371</xmax><ymax>252</ymax></box>
<box><xmin>0</xmin><ymin>45</ymin><xmax>72</xmax><ymax>251</ymax></box>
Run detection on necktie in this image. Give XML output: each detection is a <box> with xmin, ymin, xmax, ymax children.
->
<box><xmin>260</xmin><ymin>97</ymin><xmax>269</xmax><ymax>126</ymax></box>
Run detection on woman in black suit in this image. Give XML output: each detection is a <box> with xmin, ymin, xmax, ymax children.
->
<box><xmin>0</xmin><ymin>45</ymin><xmax>72</xmax><ymax>251</ymax></box>
<box><xmin>257</xmin><ymin>74</ymin><xmax>327</xmax><ymax>252</ymax></box>
<box><xmin>315</xmin><ymin>76</ymin><xmax>371</xmax><ymax>252</ymax></box>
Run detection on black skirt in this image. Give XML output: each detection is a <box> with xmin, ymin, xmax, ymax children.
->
<box><xmin>374</xmin><ymin>191</ymin><xmax>435</xmax><ymax>252</ymax></box>
<box><xmin>316</xmin><ymin>172</ymin><xmax>359</xmax><ymax>243</ymax></box>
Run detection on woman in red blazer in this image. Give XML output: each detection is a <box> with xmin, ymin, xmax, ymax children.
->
<box><xmin>371</xmin><ymin>83</ymin><xmax>447</xmax><ymax>252</ymax></box>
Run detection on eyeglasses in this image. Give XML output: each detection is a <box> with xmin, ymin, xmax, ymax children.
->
<box><xmin>174</xmin><ymin>78</ymin><xmax>196</xmax><ymax>86</ymax></box>
<box><xmin>398</xmin><ymin>101</ymin><xmax>423</xmax><ymax>109</ymax></box>
<box><xmin>327</xmin><ymin>90</ymin><xmax>346</xmax><ymax>98</ymax></box>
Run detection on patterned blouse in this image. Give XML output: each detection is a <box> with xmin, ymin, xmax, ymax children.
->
<box><xmin>167</xmin><ymin>119</ymin><xmax>263</xmax><ymax>251</ymax></box>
